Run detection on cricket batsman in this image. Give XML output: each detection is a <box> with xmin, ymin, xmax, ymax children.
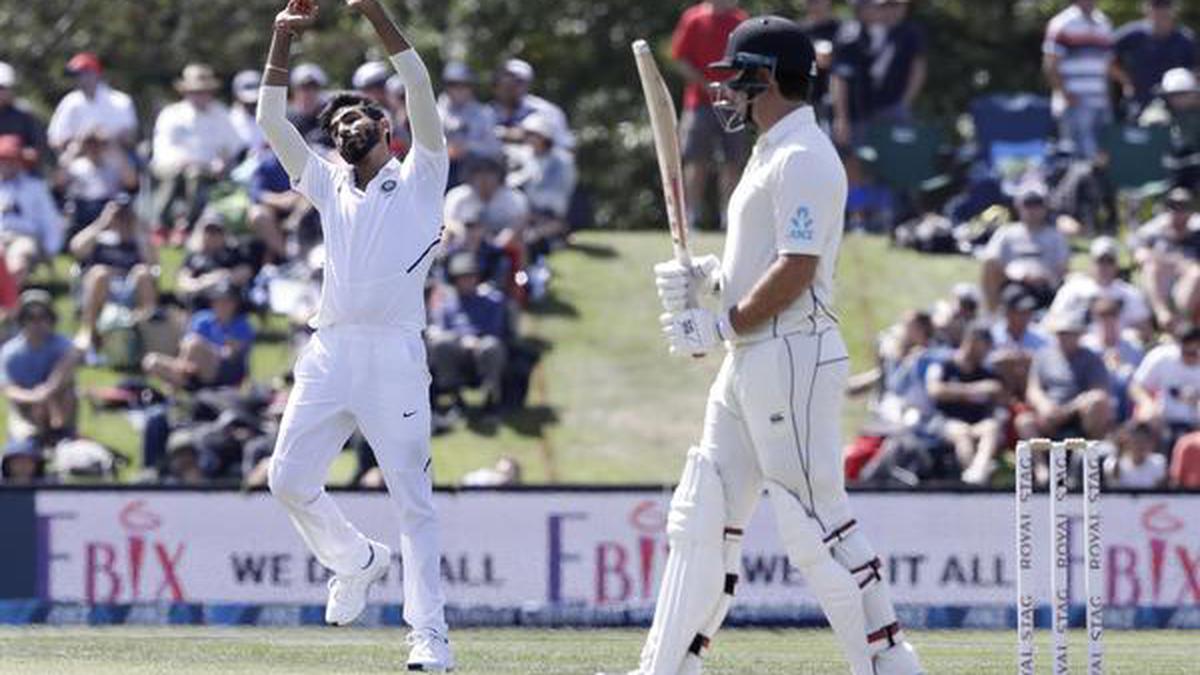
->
<box><xmin>627</xmin><ymin>17</ymin><xmax>923</xmax><ymax>675</ymax></box>
<box><xmin>258</xmin><ymin>1</ymin><xmax>453</xmax><ymax>670</ymax></box>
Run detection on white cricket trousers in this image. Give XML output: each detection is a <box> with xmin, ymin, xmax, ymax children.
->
<box><xmin>268</xmin><ymin>324</ymin><xmax>447</xmax><ymax>634</ymax></box>
<box><xmin>703</xmin><ymin>328</ymin><xmax>855</xmax><ymax>536</ymax></box>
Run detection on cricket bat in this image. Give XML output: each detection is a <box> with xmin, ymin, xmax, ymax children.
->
<box><xmin>632</xmin><ymin>39</ymin><xmax>696</xmax><ymax>289</ymax></box>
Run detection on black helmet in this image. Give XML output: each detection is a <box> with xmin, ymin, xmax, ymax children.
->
<box><xmin>710</xmin><ymin>15</ymin><xmax>817</xmax><ymax>79</ymax></box>
<box><xmin>708</xmin><ymin>16</ymin><xmax>817</xmax><ymax>132</ymax></box>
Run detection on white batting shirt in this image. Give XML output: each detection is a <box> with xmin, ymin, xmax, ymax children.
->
<box><xmin>720</xmin><ymin>106</ymin><xmax>846</xmax><ymax>344</ymax></box>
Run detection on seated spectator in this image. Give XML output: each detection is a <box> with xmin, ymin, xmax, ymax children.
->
<box><xmin>443</xmin><ymin>200</ymin><xmax>510</xmax><ymax>290</ymax></box>
<box><xmin>1130</xmin><ymin>324</ymin><xmax>1200</xmax><ymax>448</ymax></box>
<box><xmin>1</xmin><ymin>290</ymin><xmax>79</xmax><ymax>442</ymax></box>
<box><xmin>1112</xmin><ymin>0</ymin><xmax>1195</xmax><ymax>114</ymax></box>
<box><xmin>1105</xmin><ymin>421</ymin><xmax>1168</xmax><ymax>489</ymax></box>
<box><xmin>981</xmin><ymin>184</ymin><xmax>1070</xmax><ymax>312</ymax></box>
<box><xmin>1133</xmin><ymin>187</ymin><xmax>1200</xmax><ymax>330</ymax></box>
<box><xmin>229</xmin><ymin>70</ymin><xmax>265</xmax><ymax>156</ymax></box>
<box><xmin>142</xmin><ymin>282</ymin><xmax>253</xmax><ymax>390</ymax></box>
<box><xmin>1083</xmin><ymin>296</ymin><xmax>1145</xmax><ymax>420</ymax></box>
<box><xmin>246</xmin><ymin>149</ymin><xmax>305</xmax><ymax>264</ymax></box>
<box><xmin>428</xmin><ymin>253</ymin><xmax>511</xmax><ymax>416</ymax></box>
<box><xmin>0</xmin><ymin>62</ymin><xmax>48</xmax><ymax>167</ymax></box>
<box><xmin>47</xmin><ymin>52</ymin><xmax>138</xmax><ymax>152</ymax></box>
<box><xmin>352</xmin><ymin>61</ymin><xmax>392</xmax><ymax>109</ymax></box>
<box><xmin>55</xmin><ymin>126</ymin><xmax>139</xmax><ymax>236</ymax></box>
<box><xmin>68</xmin><ymin>194</ymin><xmax>158</xmax><ymax>352</ymax></box>
<box><xmin>926</xmin><ymin>323</ymin><xmax>1008</xmax><ymax>485</ymax></box>
<box><xmin>0</xmin><ymin>437</ymin><xmax>45</xmax><ymax>485</ymax></box>
<box><xmin>177</xmin><ymin>210</ymin><xmax>254</xmax><ymax>309</ymax></box>
<box><xmin>849</xmin><ymin>310</ymin><xmax>939</xmax><ymax>426</ymax></box>
<box><xmin>288</xmin><ymin>63</ymin><xmax>329</xmax><ymax>146</ymax></box>
<box><xmin>1139</xmin><ymin>68</ymin><xmax>1200</xmax><ymax>190</ymax></box>
<box><xmin>150</xmin><ymin>64</ymin><xmax>243</xmax><ymax>235</ymax></box>
<box><xmin>445</xmin><ymin>155</ymin><xmax>530</xmax><ymax>255</ymax></box>
<box><xmin>1169</xmin><ymin>431</ymin><xmax>1200</xmax><ymax>488</ymax></box>
<box><xmin>1050</xmin><ymin>236</ymin><xmax>1152</xmax><ymax>336</ymax></box>
<box><xmin>1018</xmin><ymin>309</ymin><xmax>1114</xmax><ymax>442</ymax></box>
<box><xmin>461</xmin><ymin>456</ymin><xmax>522</xmax><ymax>487</ymax></box>
<box><xmin>992</xmin><ymin>285</ymin><xmax>1050</xmax><ymax>354</ymax></box>
<box><xmin>438</xmin><ymin>61</ymin><xmax>501</xmax><ymax>184</ymax></box>
<box><xmin>508</xmin><ymin>114</ymin><xmax>577</xmax><ymax>255</ymax></box>
<box><xmin>489</xmin><ymin>59</ymin><xmax>574</xmax><ymax>151</ymax></box>
<box><xmin>0</xmin><ymin>135</ymin><xmax>63</xmax><ymax>286</ymax></box>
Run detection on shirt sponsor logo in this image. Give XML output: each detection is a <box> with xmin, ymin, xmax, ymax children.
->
<box><xmin>788</xmin><ymin>206</ymin><xmax>815</xmax><ymax>243</ymax></box>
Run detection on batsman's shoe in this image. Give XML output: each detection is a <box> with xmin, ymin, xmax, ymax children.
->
<box><xmin>872</xmin><ymin>641</ymin><xmax>925</xmax><ymax>675</ymax></box>
<box><xmin>406</xmin><ymin>628</ymin><xmax>455</xmax><ymax>672</ymax></box>
<box><xmin>325</xmin><ymin>541</ymin><xmax>390</xmax><ymax>626</ymax></box>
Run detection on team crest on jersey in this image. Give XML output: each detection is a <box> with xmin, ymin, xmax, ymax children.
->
<box><xmin>788</xmin><ymin>206</ymin><xmax>814</xmax><ymax>243</ymax></box>
<box><xmin>381</xmin><ymin>179</ymin><xmax>398</xmax><ymax>193</ymax></box>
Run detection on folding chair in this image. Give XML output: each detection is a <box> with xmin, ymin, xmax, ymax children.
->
<box><xmin>1097</xmin><ymin>123</ymin><xmax>1171</xmax><ymax>227</ymax></box>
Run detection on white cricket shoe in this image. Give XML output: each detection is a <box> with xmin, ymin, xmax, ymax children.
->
<box><xmin>325</xmin><ymin>541</ymin><xmax>390</xmax><ymax>626</ymax></box>
<box><xmin>406</xmin><ymin>628</ymin><xmax>455</xmax><ymax>672</ymax></box>
<box><xmin>873</xmin><ymin>640</ymin><xmax>925</xmax><ymax>675</ymax></box>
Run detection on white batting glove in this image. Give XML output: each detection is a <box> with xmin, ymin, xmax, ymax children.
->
<box><xmin>660</xmin><ymin>308</ymin><xmax>736</xmax><ymax>357</ymax></box>
<box><xmin>653</xmin><ymin>255</ymin><xmax>721</xmax><ymax>313</ymax></box>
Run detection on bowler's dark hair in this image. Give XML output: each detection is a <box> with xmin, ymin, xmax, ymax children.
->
<box><xmin>775</xmin><ymin>66</ymin><xmax>814</xmax><ymax>102</ymax></box>
<box><xmin>317</xmin><ymin>92</ymin><xmax>387</xmax><ymax>135</ymax></box>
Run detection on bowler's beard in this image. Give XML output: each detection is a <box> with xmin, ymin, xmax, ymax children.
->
<box><xmin>339</xmin><ymin>126</ymin><xmax>381</xmax><ymax>164</ymax></box>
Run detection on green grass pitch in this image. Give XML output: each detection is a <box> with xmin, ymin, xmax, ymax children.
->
<box><xmin>0</xmin><ymin>627</ymin><xmax>1195</xmax><ymax>674</ymax></box>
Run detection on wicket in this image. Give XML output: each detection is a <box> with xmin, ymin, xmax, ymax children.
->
<box><xmin>1015</xmin><ymin>438</ymin><xmax>1103</xmax><ymax>675</ymax></box>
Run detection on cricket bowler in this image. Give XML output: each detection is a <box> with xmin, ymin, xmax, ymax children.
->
<box><xmin>626</xmin><ymin>16</ymin><xmax>924</xmax><ymax>675</ymax></box>
<box><xmin>257</xmin><ymin>0</ymin><xmax>453</xmax><ymax>670</ymax></box>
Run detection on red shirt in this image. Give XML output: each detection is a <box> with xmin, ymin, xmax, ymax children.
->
<box><xmin>0</xmin><ymin>257</ymin><xmax>15</xmax><ymax>313</ymax></box>
<box><xmin>671</xmin><ymin>3</ymin><xmax>748</xmax><ymax>110</ymax></box>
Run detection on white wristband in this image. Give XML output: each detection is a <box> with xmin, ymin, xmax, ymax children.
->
<box><xmin>716</xmin><ymin>312</ymin><xmax>738</xmax><ymax>342</ymax></box>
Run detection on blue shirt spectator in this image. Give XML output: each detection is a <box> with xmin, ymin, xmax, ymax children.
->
<box><xmin>189</xmin><ymin>309</ymin><xmax>255</xmax><ymax>354</ymax></box>
<box><xmin>1113</xmin><ymin>1</ymin><xmax>1196</xmax><ymax>108</ymax></box>
<box><xmin>436</xmin><ymin>286</ymin><xmax>508</xmax><ymax>340</ymax></box>
<box><xmin>2</xmin><ymin>332</ymin><xmax>72</xmax><ymax>389</ymax></box>
<box><xmin>248</xmin><ymin>151</ymin><xmax>291</xmax><ymax>204</ymax></box>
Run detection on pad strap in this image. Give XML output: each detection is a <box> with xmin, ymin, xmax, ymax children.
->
<box><xmin>867</xmin><ymin>621</ymin><xmax>901</xmax><ymax>647</ymax></box>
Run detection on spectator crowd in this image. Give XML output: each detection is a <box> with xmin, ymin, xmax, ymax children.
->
<box><xmin>1</xmin><ymin>47</ymin><xmax>577</xmax><ymax>486</ymax></box>
<box><xmin>2</xmin><ymin>0</ymin><xmax>1199</xmax><ymax>492</ymax></box>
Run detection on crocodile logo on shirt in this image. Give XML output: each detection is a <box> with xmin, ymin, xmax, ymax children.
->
<box><xmin>788</xmin><ymin>206</ymin><xmax>814</xmax><ymax>243</ymax></box>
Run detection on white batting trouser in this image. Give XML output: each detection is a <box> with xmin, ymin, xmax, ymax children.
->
<box><xmin>704</xmin><ymin>328</ymin><xmax>853</xmax><ymax>534</ymax></box>
<box><xmin>268</xmin><ymin>324</ymin><xmax>448</xmax><ymax>635</ymax></box>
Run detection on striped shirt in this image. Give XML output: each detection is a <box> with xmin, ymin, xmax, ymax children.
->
<box><xmin>1043</xmin><ymin>4</ymin><xmax>1113</xmax><ymax>105</ymax></box>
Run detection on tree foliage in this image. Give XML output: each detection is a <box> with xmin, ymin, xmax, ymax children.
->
<box><xmin>0</xmin><ymin>0</ymin><xmax>1196</xmax><ymax>226</ymax></box>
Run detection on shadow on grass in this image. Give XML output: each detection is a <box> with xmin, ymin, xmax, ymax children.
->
<box><xmin>568</xmin><ymin>240</ymin><xmax>618</xmax><ymax>259</ymax></box>
<box><xmin>502</xmin><ymin>404</ymin><xmax>558</xmax><ymax>438</ymax></box>
<box><xmin>528</xmin><ymin>289</ymin><xmax>579</xmax><ymax>319</ymax></box>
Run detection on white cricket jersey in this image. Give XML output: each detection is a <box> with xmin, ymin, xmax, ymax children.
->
<box><xmin>292</xmin><ymin>146</ymin><xmax>448</xmax><ymax>331</ymax></box>
<box><xmin>721</xmin><ymin>106</ymin><xmax>846</xmax><ymax>345</ymax></box>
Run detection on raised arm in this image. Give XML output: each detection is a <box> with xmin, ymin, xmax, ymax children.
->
<box><xmin>256</xmin><ymin>1</ymin><xmax>320</xmax><ymax>178</ymax></box>
<box><xmin>350</xmin><ymin>0</ymin><xmax>444</xmax><ymax>153</ymax></box>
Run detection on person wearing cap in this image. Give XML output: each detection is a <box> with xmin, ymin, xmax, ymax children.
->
<box><xmin>670</xmin><ymin>0</ymin><xmax>750</xmax><ymax>231</ymax></box>
<box><xmin>647</xmin><ymin>16</ymin><xmax>922</xmax><ymax>675</ymax></box>
<box><xmin>1083</xmin><ymin>295</ymin><xmax>1145</xmax><ymax>420</ymax></box>
<box><xmin>151</xmin><ymin>63</ymin><xmax>244</xmax><ymax>235</ymax></box>
<box><xmin>1043</xmin><ymin>1</ymin><xmax>1115</xmax><ymax>160</ymax></box>
<box><xmin>980</xmin><ymin>182</ymin><xmax>1070</xmax><ymax>313</ymax></box>
<box><xmin>257</xmin><ymin>2</ymin><xmax>455</xmax><ymax>668</ymax></box>
<box><xmin>0</xmin><ymin>134</ymin><xmax>64</xmax><ymax>286</ymax></box>
<box><xmin>142</xmin><ymin>281</ymin><xmax>253</xmax><ymax>391</ymax></box>
<box><xmin>0</xmin><ymin>437</ymin><xmax>46</xmax><ymax>485</ymax></box>
<box><xmin>230</xmin><ymin>70</ymin><xmax>267</xmax><ymax>154</ymax></box>
<box><xmin>0</xmin><ymin>62</ymin><xmax>48</xmax><ymax>167</ymax></box>
<box><xmin>437</xmin><ymin>61</ymin><xmax>501</xmax><ymax>182</ymax></box>
<box><xmin>1049</xmin><ymin>235</ymin><xmax>1152</xmax><ymax>334</ymax></box>
<box><xmin>286</xmin><ymin>63</ymin><xmax>330</xmax><ymax>145</ymax></box>
<box><xmin>56</xmin><ymin>124</ymin><xmax>140</xmax><ymax>235</ymax></box>
<box><xmin>1133</xmin><ymin>186</ymin><xmax>1200</xmax><ymax>329</ymax></box>
<box><xmin>352</xmin><ymin>61</ymin><xmax>392</xmax><ymax>108</ymax></box>
<box><xmin>1140</xmin><ymin>67</ymin><xmax>1200</xmax><ymax>190</ymax></box>
<box><xmin>47</xmin><ymin>52</ymin><xmax>138</xmax><ymax>151</ymax></box>
<box><xmin>1</xmin><ymin>289</ymin><xmax>80</xmax><ymax>443</ymax></box>
<box><xmin>440</xmin><ymin>199</ymin><xmax>509</xmax><ymax>290</ymax></box>
<box><xmin>991</xmin><ymin>284</ymin><xmax>1051</xmax><ymax>354</ymax></box>
<box><xmin>427</xmin><ymin>251</ymin><xmax>510</xmax><ymax>416</ymax></box>
<box><xmin>1020</xmin><ymin>307</ymin><xmax>1114</xmax><ymax>442</ymax></box>
<box><xmin>1112</xmin><ymin>0</ymin><xmax>1196</xmax><ymax>112</ymax></box>
<box><xmin>930</xmin><ymin>283</ymin><xmax>981</xmax><ymax>349</ymax></box>
<box><xmin>1130</xmin><ymin>323</ymin><xmax>1200</xmax><ymax>448</ymax></box>
<box><xmin>489</xmin><ymin>58</ymin><xmax>574</xmax><ymax>152</ymax></box>
<box><xmin>177</xmin><ymin>209</ymin><xmax>254</xmax><ymax>309</ymax></box>
<box><xmin>507</xmin><ymin>113</ymin><xmax>577</xmax><ymax>252</ymax></box>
